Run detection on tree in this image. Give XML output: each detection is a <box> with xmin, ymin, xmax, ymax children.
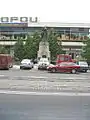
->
<box><xmin>48</xmin><ymin>29</ymin><xmax>65</xmax><ymax>61</ymax></box>
<box><xmin>0</xmin><ymin>46</ymin><xmax>8</xmax><ymax>54</ymax></box>
<box><xmin>24</xmin><ymin>32</ymin><xmax>41</xmax><ymax>59</ymax></box>
<box><xmin>56</xmin><ymin>39</ymin><xmax>66</xmax><ymax>55</ymax></box>
<box><xmin>14</xmin><ymin>37</ymin><xmax>25</xmax><ymax>61</ymax></box>
<box><xmin>81</xmin><ymin>38</ymin><xmax>90</xmax><ymax>61</ymax></box>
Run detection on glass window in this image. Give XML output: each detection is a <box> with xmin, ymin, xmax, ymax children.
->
<box><xmin>79</xmin><ymin>28</ymin><xmax>84</xmax><ymax>31</ymax></box>
<box><xmin>67</xmin><ymin>62</ymin><xmax>76</xmax><ymax>66</ymax></box>
<box><xmin>65</xmin><ymin>57</ymin><xmax>69</xmax><ymax>61</ymax></box>
<box><xmin>79</xmin><ymin>61</ymin><xmax>88</xmax><ymax>65</ymax></box>
<box><xmin>43</xmin><ymin>60</ymin><xmax>48</xmax><ymax>62</ymax></box>
<box><xmin>60</xmin><ymin>56</ymin><xmax>64</xmax><ymax>61</ymax></box>
<box><xmin>40</xmin><ymin>60</ymin><xmax>43</xmax><ymax>62</ymax></box>
<box><xmin>21</xmin><ymin>59</ymin><xmax>30</xmax><ymax>64</ymax></box>
<box><xmin>60</xmin><ymin>62</ymin><xmax>76</xmax><ymax>66</ymax></box>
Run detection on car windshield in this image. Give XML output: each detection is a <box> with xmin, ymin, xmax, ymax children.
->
<box><xmin>60</xmin><ymin>62</ymin><xmax>76</xmax><ymax>66</ymax></box>
<box><xmin>39</xmin><ymin>59</ymin><xmax>48</xmax><ymax>62</ymax></box>
<box><xmin>39</xmin><ymin>60</ymin><xmax>43</xmax><ymax>62</ymax></box>
<box><xmin>79</xmin><ymin>61</ymin><xmax>88</xmax><ymax>65</ymax></box>
<box><xmin>21</xmin><ymin>59</ymin><xmax>30</xmax><ymax>63</ymax></box>
<box><xmin>43</xmin><ymin>60</ymin><xmax>48</xmax><ymax>62</ymax></box>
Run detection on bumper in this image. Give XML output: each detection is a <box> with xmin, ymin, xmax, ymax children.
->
<box><xmin>0</xmin><ymin>65</ymin><xmax>9</xmax><ymax>70</ymax></box>
<box><xmin>38</xmin><ymin>65</ymin><xmax>48</xmax><ymax>70</ymax></box>
<box><xmin>79</xmin><ymin>67</ymin><xmax>88</xmax><ymax>72</ymax></box>
<box><xmin>20</xmin><ymin>65</ymin><xmax>32</xmax><ymax>69</ymax></box>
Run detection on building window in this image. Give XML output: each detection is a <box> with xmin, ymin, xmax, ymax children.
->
<box><xmin>79</xmin><ymin>28</ymin><xmax>84</xmax><ymax>31</ymax></box>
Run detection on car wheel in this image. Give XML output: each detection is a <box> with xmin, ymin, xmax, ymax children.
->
<box><xmin>84</xmin><ymin>70</ymin><xmax>87</xmax><ymax>73</ymax></box>
<box><xmin>38</xmin><ymin>67</ymin><xmax>40</xmax><ymax>70</ymax></box>
<box><xmin>20</xmin><ymin>66</ymin><xmax>22</xmax><ymax>69</ymax></box>
<box><xmin>71</xmin><ymin>69</ymin><xmax>76</xmax><ymax>74</ymax></box>
<box><xmin>51</xmin><ymin>68</ymin><xmax>56</xmax><ymax>73</ymax></box>
<box><xmin>5</xmin><ymin>67</ymin><xmax>9</xmax><ymax>70</ymax></box>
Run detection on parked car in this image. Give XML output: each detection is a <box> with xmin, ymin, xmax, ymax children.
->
<box><xmin>20</xmin><ymin>59</ymin><xmax>34</xmax><ymax>69</ymax></box>
<box><xmin>38</xmin><ymin>58</ymin><xmax>50</xmax><ymax>70</ymax></box>
<box><xmin>76</xmin><ymin>61</ymin><xmax>89</xmax><ymax>72</ymax></box>
<box><xmin>0</xmin><ymin>54</ymin><xmax>13</xmax><ymax>70</ymax></box>
<box><xmin>47</xmin><ymin>62</ymin><xmax>80</xmax><ymax>73</ymax></box>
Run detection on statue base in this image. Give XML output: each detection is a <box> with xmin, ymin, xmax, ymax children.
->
<box><xmin>37</xmin><ymin>41</ymin><xmax>50</xmax><ymax>61</ymax></box>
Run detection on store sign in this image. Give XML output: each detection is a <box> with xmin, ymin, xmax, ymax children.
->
<box><xmin>0</xmin><ymin>35</ymin><xmax>27</xmax><ymax>40</ymax></box>
<box><xmin>0</xmin><ymin>23</ymin><xmax>28</xmax><ymax>27</ymax></box>
<box><xmin>0</xmin><ymin>17</ymin><xmax>38</xmax><ymax>23</ymax></box>
<box><xmin>0</xmin><ymin>36</ymin><xmax>10</xmax><ymax>40</ymax></box>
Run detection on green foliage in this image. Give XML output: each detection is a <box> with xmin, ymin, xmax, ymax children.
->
<box><xmin>56</xmin><ymin>40</ymin><xmax>66</xmax><ymax>55</ymax></box>
<box><xmin>14</xmin><ymin>38</ymin><xmax>25</xmax><ymax>61</ymax></box>
<box><xmin>82</xmin><ymin>38</ymin><xmax>90</xmax><ymax>61</ymax></box>
<box><xmin>48</xmin><ymin>29</ymin><xmax>65</xmax><ymax>61</ymax></box>
<box><xmin>24</xmin><ymin>32</ymin><xmax>41</xmax><ymax>59</ymax></box>
<box><xmin>0</xmin><ymin>46</ymin><xmax>8</xmax><ymax>54</ymax></box>
<box><xmin>13</xmin><ymin>30</ymin><xmax>65</xmax><ymax>61</ymax></box>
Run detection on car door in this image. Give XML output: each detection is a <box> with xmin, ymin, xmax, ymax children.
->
<box><xmin>58</xmin><ymin>63</ymin><xmax>72</xmax><ymax>73</ymax></box>
<box><xmin>57</xmin><ymin>63</ymin><xmax>66</xmax><ymax>72</ymax></box>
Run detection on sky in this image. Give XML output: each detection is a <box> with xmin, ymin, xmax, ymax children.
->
<box><xmin>0</xmin><ymin>0</ymin><xmax>90</xmax><ymax>23</ymax></box>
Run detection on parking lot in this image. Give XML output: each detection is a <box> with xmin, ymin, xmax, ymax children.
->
<box><xmin>0</xmin><ymin>65</ymin><xmax>90</xmax><ymax>80</ymax></box>
<box><xmin>0</xmin><ymin>65</ymin><xmax>90</xmax><ymax>92</ymax></box>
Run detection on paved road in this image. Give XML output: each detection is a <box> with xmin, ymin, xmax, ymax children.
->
<box><xmin>0</xmin><ymin>67</ymin><xmax>90</xmax><ymax>81</ymax></box>
<box><xmin>0</xmin><ymin>93</ymin><xmax>90</xmax><ymax>120</ymax></box>
<box><xmin>0</xmin><ymin>67</ymin><xmax>90</xmax><ymax>92</ymax></box>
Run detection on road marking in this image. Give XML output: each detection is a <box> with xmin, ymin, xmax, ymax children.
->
<box><xmin>30</xmin><ymin>76</ymin><xmax>48</xmax><ymax>79</ymax></box>
<box><xmin>0</xmin><ymin>75</ymin><xmax>5</xmax><ymax>76</ymax></box>
<box><xmin>0</xmin><ymin>90</ymin><xmax>90</xmax><ymax>96</ymax></box>
<box><xmin>13</xmin><ymin>76</ymin><xmax>48</xmax><ymax>79</ymax></box>
<box><xmin>0</xmin><ymin>75</ymin><xmax>88</xmax><ymax>80</ymax></box>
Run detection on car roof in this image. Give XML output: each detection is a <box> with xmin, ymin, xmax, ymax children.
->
<box><xmin>22</xmin><ymin>59</ymin><xmax>30</xmax><ymax>60</ymax></box>
<box><xmin>78</xmin><ymin>61</ymin><xmax>87</xmax><ymax>63</ymax></box>
<box><xmin>59</xmin><ymin>62</ymin><xmax>76</xmax><ymax>65</ymax></box>
<box><xmin>21</xmin><ymin>59</ymin><xmax>31</xmax><ymax>62</ymax></box>
<box><xmin>60</xmin><ymin>62</ymin><xmax>74</xmax><ymax>64</ymax></box>
<box><xmin>40</xmin><ymin>58</ymin><xmax>48</xmax><ymax>60</ymax></box>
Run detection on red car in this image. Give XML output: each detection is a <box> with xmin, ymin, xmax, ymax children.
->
<box><xmin>47</xmin><ymin>62</ymin><xmax>80</xmax><ymax>74</ymax></box>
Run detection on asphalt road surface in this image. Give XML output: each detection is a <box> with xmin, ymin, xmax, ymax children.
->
<box><xmin>0</xmin><ymin>67</ymin><xmax>90</xmax><ymax>81</ymax></box>
<box><xmin>0</xmin><ymin>67</ymin><xmax>90</xmax><ymax>92</ymax></box>
<box><xmin>0</xmin><ymin>93</ymin><xmax>90</xmax><ymax>120</ymax></box>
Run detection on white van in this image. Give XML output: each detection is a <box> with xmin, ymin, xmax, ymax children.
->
<box><xmin>77</xmin><ymin>61</ymin><xmax>89</xmax><ymax>72</ymax></box>
<box><xmin>38</xmin><ymin>58</ymin><xmax>50</xmax><ymax>70</ymax></box>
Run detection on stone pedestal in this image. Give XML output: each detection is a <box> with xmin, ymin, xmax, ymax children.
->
<box><xmin>37</xmin><ymin>41</ymin><xmax>50</xmax><ymax>61</ymax></box>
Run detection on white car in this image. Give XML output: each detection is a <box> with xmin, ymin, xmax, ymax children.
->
<box><xmin>76</xmin><ymin>61</ymin><xmax>89</xmax><ymax>72</ymax></box>
<box><xmin>38</xmin><ymin>58</ymin><xmax>50</xmax><ymax>70</ymax></box>
<box><xmin>20</xmin><ymin>59</ymin><xmax>34</xmax><ymax>69</ymax></box>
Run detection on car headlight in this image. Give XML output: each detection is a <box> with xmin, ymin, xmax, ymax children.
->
<box><xmin>47</xmin><ymin>67</ymin><xmax>49</xmax><ymax>69</ymax></box>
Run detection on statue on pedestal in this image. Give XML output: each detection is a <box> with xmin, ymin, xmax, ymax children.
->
<box><xmin>41</xmin><ymin>27</ymin><xmax>48</xmax><ymax>42</ymax></box>
<box><xmin>37</xmin><ymin>27</ymin><xmax>50</xmax><ymax>61</ymax></box>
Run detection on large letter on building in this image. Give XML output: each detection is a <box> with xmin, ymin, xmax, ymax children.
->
<box><xmin>20</xmin><ymin>17</ymin><xmax>28</xmax><ymax>22</ymax></box>
<box><xmin>10</xmin><ymin>17</ymin><xmax>18</xmax><ymax>22</ymax></box>
<box><xmin>29</xmin><ymin>17</ymin><xmax>38</xmax><ymax>22</ymax></box>
<box><xmin>1</xmin><ymin>17</ymin><xmax>9</xmax><ymax>22</ymax></box>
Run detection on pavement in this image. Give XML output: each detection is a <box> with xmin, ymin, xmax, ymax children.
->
<box><xmin>0</xmin><ymin>64</ymin><xmax>90</xmax><ymax>93</ymax></box>
<box><xmin>0</xmin><ymin>93</ymin><xmax>90</xmax><ymax>120</ymax></box>
<box><xmin>0</xmin><ymin>64</ymin><xmax>90</xmax><ymax>120</ymax></box>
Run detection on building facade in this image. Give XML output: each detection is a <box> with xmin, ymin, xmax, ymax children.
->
<box><xmin>0</xmin><ymin>22</ymin><xmax>90</xmax><ymax>58</ymax></box>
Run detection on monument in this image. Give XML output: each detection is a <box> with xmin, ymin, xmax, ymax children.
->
<box><xmin>37</xmin><ymin>27</ymin><xmax>50</xmax><ymax>61</ymax></box>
